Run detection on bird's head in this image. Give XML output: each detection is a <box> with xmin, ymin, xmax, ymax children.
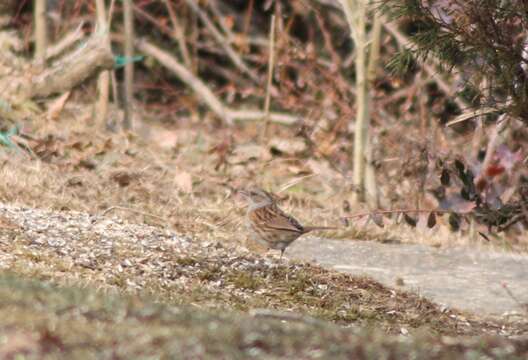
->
<box><xmin>239</xmin><ymin>187</ymin><xmax>276</xmax><ymax>208</ymax></box>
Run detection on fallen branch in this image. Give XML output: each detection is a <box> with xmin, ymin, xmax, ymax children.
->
<box><xmin>45</xmin><ymin>22</ymin><xmax>85</xmax><ymax>60</ymax></box>
<box><xmin>229</xmin><ymin>109</ymin><xmax>299</xmax><ymax>125</ymax></box>
<box><xmin>136</xmin><ymin>37</ymin><xmax>233</xmax><ymax>124</ymax></box>
<box><xmin>136</xmin><ymin>38</ymin><xmax>299</xmax><ymax>126</ymax></box>
<box><xmin>27</xmin><ymin>32</ymin><xmax>114</xmax><ymax>98</ymax></box>
<box><xmin>0</xmin><ymin>32</ymin><xmax>114</xmax><ymax>122</ymax></box>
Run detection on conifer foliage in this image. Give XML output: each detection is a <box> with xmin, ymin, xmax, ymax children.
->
<box><xmin>381</xmin><ymin>0</ymin><xmax>528</xmax><ymax>122</ymax></box>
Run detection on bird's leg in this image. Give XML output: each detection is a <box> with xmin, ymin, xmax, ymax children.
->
<box><xmin>280</xmin><ymin>249</ymin><xmax>285</xmax><ymax>261</ymax></box>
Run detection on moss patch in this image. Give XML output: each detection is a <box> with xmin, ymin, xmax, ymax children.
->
<box><xmin>0</xmin><ymin>273</ymin><xmax>527</xmax><ymax>359</ymax></box>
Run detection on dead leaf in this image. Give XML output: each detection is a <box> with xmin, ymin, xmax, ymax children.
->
<box><xmin>31</xmin><ymin>134</ymin><xmax>63</xmax><ymax>162</ymax></box>
<box><xmin>0</xmin><ymin>215</ymin><xmax>19</xmax><ymax>230</ymax></box>
<box><xmin>305</xmin><ymin>159</ymin><xmax>336</xmax><ymax>178</ymax></box>
<box><xmin>78</xmin><ymin>158</ymin><xmax>97</xmax><ymax>170</ymax></box>
<box><xmin>403</xmin><ymin>213</ymin><xmax>417</xmax><ymax>227</ymax></box>
<box><xmin>0</xmin><ymin>330</ymin><xmax>39</xmax><ymax>358</ymax></box>
<box><xmin>209</xmin><ymin>135</ymin><xmax>233</xmax><ymax>170</ymax></box>
<box><xmin>174</xmin><ymin>171</ymin><xmax>193</xmax><ymax>193</ymax></box>
<box><xmin>46</xmin><ymin>91</ymin><xmax>71</xmax><ymax>121</ymax></box>
<box><xmin>427</xmin><ymin>212</ymin><xmax>437</xmax><ymax>228</ymax></box>
<box><xmin>111</xmin><ymin>171</ymin><xmax>138</xmax><ymax>187</ymax></box>
<box><xmin>230</xmin><ymin>143</ymin><xmax>270</xmax><ymax>164</ymax></box>
<box><xmin>448</xmin><ymin>213</ymin><xmax>461</xmax><ymax>231</ymax></box>
<box><xmin>66</xmin><ymin>177</ymin><xmax>83</xmax><ymax>187</ymax></box>
<box><xmin>268</xmin><ymin>137</ymin><xmax>307</xmax><ymax>156</ymax></box>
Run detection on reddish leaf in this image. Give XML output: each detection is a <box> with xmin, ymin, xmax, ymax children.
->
<box><xmin>485</xmin><ymin>164</ymin><xmax>505</xmax><ymax>177</ymax></box>
<box><xmin>475</xmin><ymin>177</ymin><xmax>488</xmax><ymax>192</ymax></box>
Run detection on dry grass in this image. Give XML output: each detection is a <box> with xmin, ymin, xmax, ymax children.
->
<box><xmin>2</xmin><ymin>202</ymin><xmax>522</xmax><ymax>337</ymax></box>
<box><xmin>0</xmin><ymin>113</ymin><xmax>527</xmax><ymax>356</ymax></box>
<box><xmin>0</xmin><ymin>273</ymin><xmax>527</xmax><ymax>359</ymax></box>
<box><xmin>1</xmin><ymin>110</ymin><xmax>524</xmax><ymax>254</ymax></box>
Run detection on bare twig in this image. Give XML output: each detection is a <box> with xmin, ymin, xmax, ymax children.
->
<box><xmin>445</xmin><ymin>106</ymin><xmax>501</xmax><ymax>127</ymax></box>
<box><xmin>364</xmin><ymin>10</ymin><xmax>383</xmax><ymax>209</ymax></box>
<box><xmin>108</xmin><ymin>0</ymin><xmax>116</xmax><ymax>27</ymax></box>
<box><xmin>207</xmin><ymin>0</ymin><xmax>236</xmax><ymax>41</ymax></box>
<box><xmin>136</xmin><ymin>38</ymin><xmax>233</xmax><ymax>124</ymax></box>
<box><xmin>94</xmin><ymin>0</ymin><xmax>111</xmax><ymax>126</ymax></box>
<box><xmin>242</xmin><ymin>0</ymin><xmax>255</xmax><ymax>44</ymax></box>
<box><xmin>262</xmin><ymin>14</ymin><xmax>276</xmax><ymax>141</ymax></box>
<box><xmin>184</xmin><ymin>0</ymin><xmax>261</xmax><ymax>84</ymax></box>
<box><xmin>133</xmin><ymin>4</ymin><xmax>173</xmax><ymax>37</ymax></box>
<box><xmin>342</xmin><ymin>208</ymin><xmax>452</xmax><ymax>220</ymax></box>
<box><xmin>474</xmin><ymin>114</ymin><xmax>510</xmax><ymax>187</ymax></box>
<box><xmin>229</xmin><ymin>109</ymin><xmax>299</xmax><ymax>125</ymax></box>
<box><xmin>34</xmin><ymin>0</ymin><xmax>48</xmax><ymax>62</ymax></box>
<box><xmin>249</xmin><ymin>309</ymin><xmax>326</xmax><ymax>326</ymax></box>
<box><xmin>45</xmin><ymin>22</ymin><xmax>84</xmax><ymax>60</ymax></box>
<box><xmin>98</xmin><ymin>206</ymin><xmax>167</xmax><ymax>223</ymax></box>
<box><xmin>163</xmin><ymin>0</ymin><xmax>192</xmax><ymax>68</ymax></box>
<box><xmin>123</xmin><ymin>0</ymin><xmax>134</xmax><ymax>130</ymax></box>
<box><xmin>340</xmin><ymin>0</ymin><xmax>369</xmax><ymax>204</ymax></box>
<box><xmin>136</xmin><ymin>38</ymin><xmax>299</xmax><ymax>126</ymax></box>
<box><xmin>108</xmin><ymin>0</ymin><xmax>119</xmax><ymax>128</ymax></box>
<box><xmin>383</xmin><ymin>20</ymin><xmax>467</xmax><ymax>111</ymax></box>
<box><xmin>278</xmin><ymin>174</ymin><xmax>318</xmax><ymax>193</ymax></box>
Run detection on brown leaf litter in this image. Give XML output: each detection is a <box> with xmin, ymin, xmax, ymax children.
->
<box><xmin>0</xmin><ymin>202</ymin><xmax>525</xmax><ymax>338</ymax></box>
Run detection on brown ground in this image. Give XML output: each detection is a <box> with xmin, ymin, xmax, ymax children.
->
<box><xmin>0</xmin><ymin>109</ymin><xmax>526</xmax><ymax>357</ymax></box>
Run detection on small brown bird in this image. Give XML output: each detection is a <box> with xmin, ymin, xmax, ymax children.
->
<box><xmin>239</xmin><ymin>188</ymin><xmax>335</xmax><ymax>259</ymax></box>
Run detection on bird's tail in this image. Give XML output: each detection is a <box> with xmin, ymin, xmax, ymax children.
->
<box><xmin>303</xmin><ymin>225</ymin><xmax>338</xmax><ymax>233</ymax></box>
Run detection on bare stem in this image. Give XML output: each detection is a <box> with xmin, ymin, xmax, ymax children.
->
<box><xmin>123</xmin><ymin>0</ymin><xmax>134</xmax><ymax>130</ymax></box>
<box><xmin>261</xmin><ymin>15</ymin><xmax>276</xmax><ymax>142</ymax></box>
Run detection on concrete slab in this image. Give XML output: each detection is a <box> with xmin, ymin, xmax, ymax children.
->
<box><xmin>288</xmin><ymin>238</ymin><xmax>528</xmax><ymax>316</ymax></box>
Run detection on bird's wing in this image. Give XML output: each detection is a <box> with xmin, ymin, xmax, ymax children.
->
<box><xmin>249</xmin><ymin>204</ymin><xmax>305</xmax><ymax>233</ymax></box>
<box><xmin>265</xmin><ymin>206</ymin><xmax>305</xmax><ymax>233</ymax></box>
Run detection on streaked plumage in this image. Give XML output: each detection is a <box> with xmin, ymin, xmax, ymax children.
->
<box><xmin>239</xmin><ymin>188</ymin><xmax>335</xmax><ymax>258</ymax></box>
